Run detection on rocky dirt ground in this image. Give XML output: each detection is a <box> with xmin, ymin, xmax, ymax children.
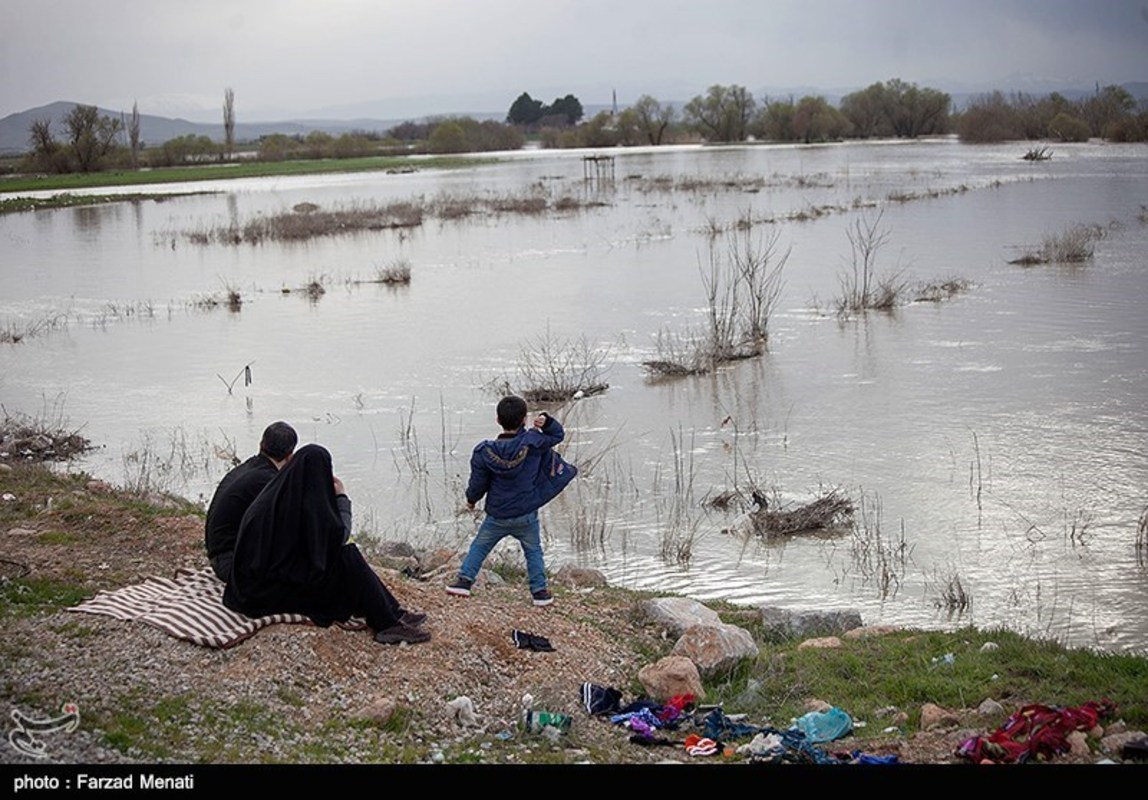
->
<box><xmin>0</xmin><ymin>469</ymin><xmax>1133</xmax><ymax>767</ymax></box>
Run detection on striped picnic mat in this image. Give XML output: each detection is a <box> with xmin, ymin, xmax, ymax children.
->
<box><xmin>68</xmin><ymin>567</ymin><xmax>363</xmax><ymax>649</ymax></box>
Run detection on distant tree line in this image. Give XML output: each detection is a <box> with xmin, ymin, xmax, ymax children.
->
<box><xmin>17</xmin><ymin>80</ymin><xmax>1145</xmax><ymax>176</ymax></box>
<box><xmin>956</xmin><ymin>84</ymin><xmax>1146</xmax><ymax>143</ymax></box>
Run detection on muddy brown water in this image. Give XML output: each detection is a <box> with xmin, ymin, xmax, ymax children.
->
<box><xmin>2</xmin><ymin>138</ymin><xmax>1146</xmax><ymax>652</ymax></box>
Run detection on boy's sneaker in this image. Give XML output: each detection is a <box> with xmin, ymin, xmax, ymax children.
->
<box><xmin>531</xmin><ymin>588</ymin><xmax>554</xmax><ymax>607</ymax></box>
<box><xmin>446</xmin><ymin>576</ymin><xmax>474</xmax><ymax>597</ymax></box>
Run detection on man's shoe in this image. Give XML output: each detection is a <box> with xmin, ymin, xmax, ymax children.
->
<box><xmin>446</xmin><ymin>576</ymin><xmax>474</xmax><ymax>597</ymax></box>
<box><xmin>531</xmin><ymin>588</ymin><xmax>554</xmax><ymax>607</ymax></box>
<box><xmin>399</xmin><ymin>610</ymin><xmax>427</xmax><ymax>627</ymax></box>
<box><xmin>374</xmin><ymin>623</ymin><xmax>431</xmax><ymax>645</ymax></box>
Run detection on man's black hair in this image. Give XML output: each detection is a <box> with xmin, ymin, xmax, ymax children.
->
<box><xmin>259</xmin><ymin>421</ymin><xmax>298</xmax><ymax>461</ymax></box>
<box><xmin>496</xmin><ymin>395</ymin><xmax>529</xmax><ymax>431</ymax></box>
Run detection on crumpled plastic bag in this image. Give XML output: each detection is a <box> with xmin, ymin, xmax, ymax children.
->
<box><xmin>447</xmin><ymin>695</ymin><xmax>480</xmax><ymax>727</ymax></box>
<box><xmin>792</xmin><ymin>706</ymin><xmax>853</xmax><ymax>743</ymax></box>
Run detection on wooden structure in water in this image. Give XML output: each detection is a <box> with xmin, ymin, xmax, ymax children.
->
<box><xmin>582</xmin><ymin>154</ymin><xmax>615</xmax><ymax>182</ymax></box>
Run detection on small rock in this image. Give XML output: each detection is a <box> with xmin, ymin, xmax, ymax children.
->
<box><xmin>920</xmin><ymin>703</ymin><xmax>960</xmax><ymax>731</ymax></box>
<box><xmin>843</xmin><ymin>625</ymin><xmax>901</xmax><ymax>639</ymax></box>
<box><xmin>977</xmin><ymin>698</ymin><xmax>1004</xmax><ymax>716</ymax></box>
<box><xmin>804</xmin><ymin>699</ymin><xmax>833</xmax><ymax>713</ymax></box>
<box><xmin>1067</xmin><ymin>730</ymin><xmax>1091</xmax><ymax>757</ymax></box>
<box><xmin>798</xmin><ymin>636</ymin><xmax>843</xmax><ymax>649</ymax></box>
<box><xmin>7</xmin><ymin>527</ymin><xmax>37</xmax><ymax>536</ymax></box>
<box><xmin>979</xmin><ymin>641</ymin><xmax>999</xmax><ymax>652</ymax></box>
<box><xmin>356</xmin><ymin>697</ymin><xmax>398</xmax><ymax>726</ymax></box>
<box><xmin>1101</xmin><ymin>730</ymin><xmax>1146</xmax><ymax>754</ymax></box>
<box><xmin>0</xmin><ymin>463</ymin><xmax>12</xmax><ymax>473</ymax></box>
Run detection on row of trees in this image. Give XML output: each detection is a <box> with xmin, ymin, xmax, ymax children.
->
<box><xmin>534</xmin><ymin>80</ymin><xmax>952</xmax><ymax>149</ymax></box>
<box><xmin>957</xmin><ymin>85</ymin><xmax>1146</xmax><ymax>143</ymax></box>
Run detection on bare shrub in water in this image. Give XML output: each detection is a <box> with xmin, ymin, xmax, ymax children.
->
<box><xmin>0</xmin><ymin>402</ymin><xmax>91</xmax><ymax>463</ymax></box>
<box><xmin>848</xmin><ymin>492</ymin><xmax>911</xmax><ymax>601</ymax></box>
<box><xmin>643</xmin><ymin>218</ymin><xmax>788</xmax><ymax>378</ymax></box>
<box><xmin>933</xmin><ymin>570</ymin><xmax>972</xmax><ymax>614</ymax></box>
<box><xmin>512</xmin><ymin>327</ymin><xmax>611</xmax><ymax>404</ymax></box>
<box><xmin>833</xmin><ymin>210</ymin><xmax>908</xmax><ymax>317</ymax></box>
<box><xmin>0</xmin><ymin>313</ymin><xmax>69</xmax><ymax>345</ymax></box>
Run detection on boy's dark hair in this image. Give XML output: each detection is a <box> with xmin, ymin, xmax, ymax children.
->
<box><xmin>496</xmin><ymin>395</ymin><xmax>529</xmax><ymax>431</ymax></box>
<box><xmin>259</xmin><ymin>421</ymin><xmax>298</xmax><ymax>461</ymax></box>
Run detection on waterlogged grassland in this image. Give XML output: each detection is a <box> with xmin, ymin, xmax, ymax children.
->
<box><xmin>0</xmin><ymin>154</ymin><xmax>496</xmax><ymax>195</ymax></box>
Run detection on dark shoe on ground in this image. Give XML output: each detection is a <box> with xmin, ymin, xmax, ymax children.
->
<box><xmin>374</xmin><ymin>623</ymin><xmax>431</xmax><ymax>645</ymax></box>
<box><xmin>531</xmin><ymin>588</ymin><xmax>554</xmax><ymax>607</ymax></box>
<box><xmin>399</xmin><ymin>610</ymin><xmax>427</xmax><ymax>627</ymax></box>
<box><xmin>446</xmin><ymin>576</ymin><xmax>474</xmax><ymax>597</ymax></box>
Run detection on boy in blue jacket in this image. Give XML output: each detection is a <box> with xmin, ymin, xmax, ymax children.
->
<box><xmin>448</xmin><ymin>395</ymin><xmax>576</xmax><ymax>606</ymax></box>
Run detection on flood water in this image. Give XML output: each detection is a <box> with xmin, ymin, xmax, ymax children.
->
<box><xmin>2</xmin><ymin>138</ymin><xmax>1147</xmax><ymax>654</ymax></box>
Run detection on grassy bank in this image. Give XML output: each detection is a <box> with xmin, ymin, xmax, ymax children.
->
<box><xmin>1</xmin><ymin>461</ymin><xmax>1145</xmax><ymax>765</ymax></box>
<box><xmin>0</xmin><ymin>154</ymin><xmax>495</xmax><ymax>195</ymax></box>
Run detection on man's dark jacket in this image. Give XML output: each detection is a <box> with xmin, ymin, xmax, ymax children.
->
<box><xmin>205</xmin><ymin>454</ymin><xmax>277</xmax><ymax>576</ymax></box>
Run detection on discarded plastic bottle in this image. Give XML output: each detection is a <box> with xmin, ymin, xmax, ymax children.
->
<box><xmin>520</xmin><ymin>693</ymin><xmax>572</xmax><ymax>734</ymax></box>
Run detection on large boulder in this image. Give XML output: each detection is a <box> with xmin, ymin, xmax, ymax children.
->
<box><xmin>637</xmin><ymin>655</ymin><xmax>705</xmax><ymax>702</ymax></box>
<box><xmin>640</xmin><ymin>597</ymin><xmax>721</xmax><ymax>637</ymax></box>
<box><xmin>758</xmin><ymin>607</ymin><xmax>863</xmax><ymax>641</ymax></box>
<box><xmin>671</xmin><ymin>623</ymin><xmax>759</xmax><ymax>677</ymax></box>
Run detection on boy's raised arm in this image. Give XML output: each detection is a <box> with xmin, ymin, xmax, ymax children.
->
<box><xmin>528</xmin><ymin>412</ymin><xmax>565</xmax><ymax>448</ymax></box>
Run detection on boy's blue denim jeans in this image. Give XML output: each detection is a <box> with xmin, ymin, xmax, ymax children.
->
<box><xmin>459</xmin><ymin>511</ymin><xmax>547</xmax><ymax>593</ymax></box>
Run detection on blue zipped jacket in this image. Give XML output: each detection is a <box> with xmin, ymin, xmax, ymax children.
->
<box><xmin>466</xmin><ymin>413</ymin><xmax>572</xmax><ymax>519</ymax></box>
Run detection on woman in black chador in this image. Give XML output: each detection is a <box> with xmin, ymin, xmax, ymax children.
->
<box><xmin>223</xmin><ymin>443</ymin><xmax>430</xmax><ymax>645</ymax></box>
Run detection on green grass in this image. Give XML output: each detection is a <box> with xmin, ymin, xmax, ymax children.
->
<box><xmin>0</xmin><ymin>154</ymin><xmax>496</xmax><ymax>194</ymax></box>
<box><xmin>701</xmin><ymin>626</ymin><xmax>1148</xmax><ymax>739</ymax></box>
<box><xmin>0</xmin><ymin>577</ymin><xmax>91</xmax><ymax>617</ymax></box>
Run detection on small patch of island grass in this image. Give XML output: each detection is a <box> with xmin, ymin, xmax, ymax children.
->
<box><xmin>0</xmin><ymin>155</ymin><xmax>495</xmax><ymax>195</ymax></box>
<box><xmin>1008</xmin><ymin>223</ymin><xmax>1106</xmax><ymax>265</ymax></box>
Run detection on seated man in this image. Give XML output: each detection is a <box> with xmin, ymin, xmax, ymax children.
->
<box><xmin>204</xmin><ymin>421</ymin><xmax>297</xmax><ymax>582</ymax></box>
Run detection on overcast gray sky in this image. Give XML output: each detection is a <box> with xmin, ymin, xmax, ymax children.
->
<box><xmin>1</xmin><ymin>0</ymin><xmax>1145</xmax><ymax>121</ymax></box>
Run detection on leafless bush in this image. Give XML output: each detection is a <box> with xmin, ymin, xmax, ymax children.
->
<box><xmin>0</xmin><ymin>313</ymin><xmax>69</xmax><ymax>344</ymax></box>
<box><xmin>655</xmin><ymin>427</ymin><xmax>700</xmax><ymax>567</ymax></box>
<box><xmin>511</xmin><ymin>327</ymin><xmax>611</xmax><ymax>404</ymax></box>
<box><xmin>834</xmin><ymin>210</ymin><xmax>901</xmax><ymax>317</ymax></box>
<box><xmin>643</xmin><ymin>327</ymin><xmax>713</xmax><ymax>378</ymax></box>
<box><xmin>848</xmin><ymin>492</ymin><xmax>910</xmax><ymax>600</ymax></box>
<box><xmin>729</xmin><ymin>216</ymin><xmax>790</xmax><ymax>341</ymax></box>
<box><xmin>933</xmin><ymin>570</ymin><xmax>972</xmax><ymax>614</ymax></box>
<box><xmin>643</xmin><ymin>221</ymin><xmax>786</xmax><ymax>378</ymax></box>
<box><xmin>1138</xmin><ymin>205</ymin><xmax>1148</xmax><ymax>224</ymax></box>
<box><xmin>0</xmin><ymin>402</ymin><xmax>90</xmax><ymax>463</ymax></box>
